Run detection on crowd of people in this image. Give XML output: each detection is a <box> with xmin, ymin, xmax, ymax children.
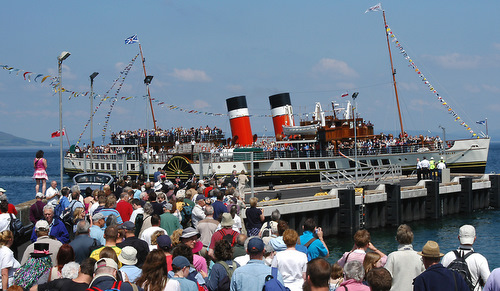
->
<box><xmin>0</xmin><ymin>174</ymin><xmax>498</xmax><ymax>291</ymax></box>
<box><xmin>111</xmin><ymin>126</ymin><xmax>225</xmax><ymax>145</ymax></box>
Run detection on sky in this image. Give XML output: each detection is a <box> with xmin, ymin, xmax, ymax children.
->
<box><xmin>1</xmin><ymin>0</ymin><xmax>499</xmax><ymax>144</ymax></box>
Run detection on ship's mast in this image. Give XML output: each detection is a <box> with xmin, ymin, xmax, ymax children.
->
<box><xmin>383</xmin><ymin>11</ymin><xmax>404</xmax><ymax>138</ymax></box>
<box><xmin>138</xmin><ymin>43</ymin><xmax>158</xmax><ymax>131</ymax></box>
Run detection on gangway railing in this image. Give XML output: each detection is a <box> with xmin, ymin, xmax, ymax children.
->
<box><xmin>320</xmin><ymin>164</ymin><xmax>402</xmax><ymax>188</ymax></box>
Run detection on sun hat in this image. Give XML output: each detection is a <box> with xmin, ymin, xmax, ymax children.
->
<box><xmin>176</xmin><ymin>189</ymin><xmax>186</xmax><ymax>199</ymax></box>
<box><xmin>118</xmin><ymin>246</ymin><xmax>138</xmax><ymax>266</ymax></box>
<box><xmin>94</xmin><ymin>258</ymin><xmax>118</xmax><ymax>271</ymax></box>
<box><xmin>418</xmin><ymin>240</ymin><xmax>444</xmax><ymax>258</ymax></box>
<box><xmin>35</xmin><ymin>192</ymin><xmax>44</xmax><ymax>199</ymax></box>
<box><xmin>192</xmin><ymin>241</ymin><xmax>203</xmax><ymax>254</ymax></box>
<box><xmin>247</xmin><ymin>237</ymin><xmax>265</xmax><ymax>253</ymax></box>
<box><xmin>220</xmin><ymin>213</ymin><xmax>234</xmax><ymax>227</ymax></box>
<box><xmin>35</xmin><ymin>220</ymin><xmax>49</xmax><ymax>231</ymax></box>
<box><xmin>172</xmin><ymin>256</ymin><xmax>190</xmax><ymax>269</ymax></box>
<box><xmin>92</xmin><ymin>212</ymin><xmax>105</xmax><ymax>221</ymax></box>
<box><xmin>180</xmin><ymin>227</ymin><xmax>200</xmax><ymax>239</ymax></box>
<box><xmin>157</xmin><ymin>235</ymin><xmax>172</xmax><ymax>249</ymax></box>
<box><xmin>459</xmin><ymin>225</ymin><xmax>476</xmax><ymax>245</ymax></box>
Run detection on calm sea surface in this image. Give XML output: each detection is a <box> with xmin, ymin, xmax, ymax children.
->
<box><xmin>1</xmin><ymin>143</ymin><xmax>500</xmax><ymax>267</ymax></box>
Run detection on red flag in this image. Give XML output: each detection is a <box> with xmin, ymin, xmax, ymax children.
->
<box><xmin>51</xmin><ymin>130</ymin><xmax>65</xmax><ymax>138</ymax></box>
<box><xmin>341</xmin><ymin>92</ymin><xmax>349</xmax><ymax>98</ymax></box>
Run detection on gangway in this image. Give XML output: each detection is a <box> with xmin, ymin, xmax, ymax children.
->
<box><xmin>320</xmin><ymin>164</ymin><xmax>402</xmax><ymax>189</ymax></box>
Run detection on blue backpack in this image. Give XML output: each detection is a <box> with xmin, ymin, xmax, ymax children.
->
<box><xmin>263</xmin><ymin>267</ymin><xmax>289</xmax><ymax>291</ymax></box>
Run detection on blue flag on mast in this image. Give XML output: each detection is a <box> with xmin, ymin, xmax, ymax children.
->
<box><xmin>476</xmin><ymin>120</ymin><xmax>486</xmax><ymax>125</ymax></box>
<box><xmin>125</xmin><ymin>34</ymin><xmax>139</xmax><ymax>45</ymax></box>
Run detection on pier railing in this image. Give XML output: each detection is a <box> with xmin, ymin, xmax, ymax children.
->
<box><xmin>320</xmin><ymin>164</ymin><xmax>402</xmax><ymax>188</ymax></box>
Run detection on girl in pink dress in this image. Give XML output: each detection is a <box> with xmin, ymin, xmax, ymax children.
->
<box><xmin>33</xmin><ymin>150</ymin><xmax>48</xmax><ymax>194</ymax></box>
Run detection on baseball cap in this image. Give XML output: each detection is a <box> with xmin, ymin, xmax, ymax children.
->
<box><xmin>172</xmin><ymin>256</ymin><xmax>190</xmax><ymax>269</ymax></box>
<box><xmin>94</xmin><ymin>258</ymin><xmax>118</xmax><ymax>271</ymax></box>
<box><xmin>195</xmin><ymin>194</ymin><xmax>206</xmax><ymax>201</ymax></box>
<box><xmin>157</xmin><ymin>235</ymin><xmax>172</xmax><ymax>249</ymax></box>
<box><xmin>36</xmin><ymin>192</ymin><xmax>44</xmax><ymax>198</ymax></box>
<box><xmin>35</xmin><ymin>220</ymin><xmax>49</xmax><ymax>231</ymax></box>
<box><xmin>0</xmin><ymin>188</ymin><xmax>6</xmax><ymax>193</ymax></box>
<box><xmin>180</xmin><ymin>227</ymin><xmax>200</xmax><ymax>239</ymax></box>
<box><xmin>459</xmin><ymin>225</ymin><xmax>476</xmax><ymax>245</ymax></box>
<box><xmin>247</xmin><ymin>237</ymin><xmax>265</xmax><ymax>253</ymax></box>
<box><xmin>118</xmin><ymin>221</ymin><xmax>136</xmax><ymax>231</ymax></box>
<box><xmin>92</xmin><ymin>213</ymin><xmax>105</xmax><ymax>221</ymax></box>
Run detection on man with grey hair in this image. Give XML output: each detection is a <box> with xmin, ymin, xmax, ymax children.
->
<box><xmin>45</xmin><ymin>180</ymin><xmax>60</xmax><ymax>207</ymax></box>
<box><xmin>196</xmin><ymin>205</ymin><xmax>219</xmax><ymax>257</ymax></box>
<box><xmin>160</xmin><ymin>202</ymin><xmax>182</xmax><ymax>235</ymax></box>
<box><xmin>90</xmin><ymin>212</ymin><xmax>106</xmax><ymax>246</ymax></box>
<box><xmin>31</xmin><ymin>258</ymin><xmax>96</xmax><ymax>291</ymax></box>
<box><xmin>259</xmin><ymin>209</ymin><xmax>280</xmax><ymax>238</ymax></box>
<box><xmin>71</xmin><ymin>220</ymin><xmax>101</xmax><ymax>263</ymax></box>
<box><xmin>30</xmin><ymin>204</ymin><xmax>69</xmax><ymax>243</ymax></box>
<box><xmin>337</xmin><ymin>260</ymin><xmax>370</xmax><ymax>290</ymax></box>
<box><xmin>89</xmin><ymin>258</ymin><xmax>143</xmax><ymax>291</ymax></box>
<box><xmin>69</xmin><ymin>185</ymin><xmax>85</xmax><ymax>214</ymax></box>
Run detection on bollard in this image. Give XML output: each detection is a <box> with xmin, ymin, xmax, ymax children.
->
<box><xmin>386</xmin><ymin>183</ymin><xmax>401</xmax><ymax>226</ymax></box>
<box><xmin>459</xmin><ymin>177</ymin><xmax>473</xmax><ymax>213</ymax></box>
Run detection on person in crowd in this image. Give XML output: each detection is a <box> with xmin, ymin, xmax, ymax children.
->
<box><xmin>48</xmin><ymin>244</ymin><xmax>75</xmax><ymax>281</ymax></box>
<box><xmin>303</xmin><ymin>258</ymin><xmax>331</xmax><ymax>291</ymax></box>
<box><xmin>170</xmin><ymin>255</ymin><xmax>198</xmax><ymax>291</ymax></box>
<box><xmin>204</xmin><ymin>181</ymin><xmax>215</xmax><ymax>198</ymax></box>
<box><xmin>70</xmin><ymin>186</ymin><xmax>84</xmax><ymax>208</ymax></box>
<box><xmin>179</xmin><ymin>227</ymin><xmax>207</xmax><ymax>274</ymax></box>
<box><xmin>129</xmin><ymin>198</ymin><xmax>144</xmax><ymax>223</ymax></box>
<box><xmin>363</xmin><ymin>252</ymin><xmax>383</xmax><ymax>278</ymax></box>
<box><xmin>233</xmin><ymin>234</ymin><xmax>248</xmax><ymax>259</ymax></box>
<box><xmin>171</xmin><ymin>243</ymin><xmax>206</xmax><ymax>287</ymax></box>
<box><xmin>441</xmin><ymin>224</ymin><xmax>490</xmax><ymax>291</ymax></box>
<box><xmin>15</xmin><ymin>243</ymin><xmax>53</xmax><ymax>289</ymax></box>
<box><xmin>148</xmin><ymin>192</ymin><xmax>164</xmax><ymax>217</ymax></box>
<box><xmin>33</xmin><ymin>150</ymin><xmax>48</xmax><ymax>195</ymax></box>
<box><xmin>299</xmin><ymin>218</ymin><xmax>329</xmax><ymax>260</ymax></box>
<box><xmin>337</xmin><ymin>229</ymin><xmax>385</xmax><ymax>268</ymax></box>
<box><xmin>336</xmin><ymin>260</ymin><xmax>370</xmax><ymax>291</ymax></box>
<box><xmin>45</xmin><ymin>181</ymin><xmax>60</xmax><ymax>207</ymax></box>
<box><xmin>329</xmin><ymin>263</ymin><xmax>344</xmax><ymax>290</ymax></box>
<box><xmin>0</xmin><ymin>230</ymin><xmax>19</xmax><ymax>290</ymax></box>
<box><xmin>237</xmin><ymin>170</ymin><xmax>248</xmax><ymax>200</ymax></box>
<box><xmin>258</xmin><ymin>209</ymin><xmax>280</xmax><ymax>238</ymax></box>
<box><xmin>70</xmin><ymin>220</ymin><xmax>101</xmax><ymax>263</ymax></box>
<box><xmin>116</xmin><ymin>191</ymin><xmax>133</xmax><ymax>222</ymax></box>
<box><xmin>245</xmin><ymin>197</ymin><xmax>264</xmax><ymax>237</ymax></box>
<box><xmin>420</xmin><ymin>157</ymin><xmax>430</xmax><ymax>179</ymax></box>
<box><xmin>271</xmin><ymin>229</ymin><xmax>308</xmax><ymax>291</ymax></box>
<box><xmin>23</xmin><ymin>220</ymin><xmax>62</xmax><ymax>264</ymax></box>
<box><xmin>140</xmin><ymin>214</ymin><xmax>166</xmax><ymax>246</ymax></box>
<box><xmin>366</xmin><ymin>268</ymin><xmax>392</xmax><ymax>291</ymax></box>
<box><xmin>230</xmin><ymin>237</ymin><xmax>284</xmax><ymax>291</ymax></box>
<box><xmin>136</xmin><ymin>249</ymin><xmax>180</xmax><ymax>290</ymax></box>
<box><xmin>88</xmin><ymin>258</ymin><xmax>144</xmax><ymax>291</ymax></box>
<box><xmin>413</xmin><ymin>240</ymin><xmax>469</xmax><ymax>291</ymax></box>
<box><xmin>153</xmin><ymin>168</ymin><xmax>162</xmax><ymax>183</ymax></box>
<box><xmin>211</xmin><ymin>189</ymin><xmax>227</xmax><ymax>220</ymax></box>
<box><xmin>56</xmin><ymin>187</ymin><xmax>71</xmax><ymax>217</ymax></box>
<box><xmin>89</xmin><ymin>226</ymin><xmax>122</xmax><ymax>261</ymax></box>
<box><xmin>0</xmin><ymin>189</ymin><xmax>17</xmax><ymax>216</ymax></box>
<box><xmin>29</xmin><ymin>192</ymin><xmax>46</xmax><ymax>224</ymax></box>
<box><xmin>138</xmin><ymin>203</ymin><xmax>155</xmax><ymax>237</ymax></box>
<box><xmin>384</xmin><ymin>224</ymin><xmax>424</xmax><ymax>291</ymax></box>
<box><xmin>156</xmin><ymin>235</ymin><xmax>174</xmax><ymax>272</ymax></box>
<box><xmin>98</xmin><ymin>196</ymin><xmax>123</xmax><ymax>225</ymax></box>
<box><xmin>192</xmin><ymin>195</ymin><xmax>206</xmax><ymax>227</ymax></box>
<box><xmin>118</xmin><ymin>246</ymin><xmax>142</xmax><ymax>283</ymax></box>
<box><xmin>103</xmin><ymin>185</ymin><xmax>113</xmax><ymax>197</ymax></box>
<box><xmin>416</xmin><ymin>158</ymin><xmax>422</xmax><ymax>182</ymax></box>
<box><xmin>196</xmin><ymin>204</ymin><xmax>219</xmax><ymax>257</ymax></box>
<box><xmin>31</xmin><ymin>258</ymin><xmax>96</xmax><ymax>291</ymax></box>
<box><xmin>208</xmin><ymin>213</ymin><xmax>239</xmax><ymax>260</ymax></box>
<box><xmin>160</xmin><ymin>202</ymin><xmax>182</xmax><ymax>235</ymax></box>
<box><xmin>89</xmin><ymin>212</ymin><xmax>106</xmax><ymax>246</ymax></box>
<box><xmin>71</xmin><ymin>207</ymin><xmax>85</xmax><ymax>233</ymax></box>
<box><xmin>205</xmin><ymin>239</ymin><xmax>239</xmax><ymax>291</ymax></box>
<box><xmin>117</xmin><ymin>221</ymin><xmax>149</xmax><ymax>268</ymax></box>
<box><xmin>229</xmin><ymin>204</ymin><xmax>243</xmax><ymax>233</ymax></box>
<box><xmin>0</xmin><ymin>199</ymin><xmax>14</xmax><ymax>232</ymax></box>
<box><xmin>484</xmin><ymin>268</ymin><xmax>500</xmax><ymax>291</ymax></box>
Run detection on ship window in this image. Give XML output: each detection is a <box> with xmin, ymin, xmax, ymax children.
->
<box><xmin>291</xmin><ymin>162</ymin><xmax>297</xmax><ymax>170</ymax></box>
<box><xmin>359</xmin><ymin>160</ymin><xmax>367</xmax><ymax>167</ymax></box>
<box><xmin>349</xmin><ymin>160</ymin><xmax>356</xmax><ymax>168</ymax></box>
<box><xmin>94</xmin><ymin>163</ymin><xmax>98</xmax><ymax>170</ymax></box>
<box><xmin>119</xmin><ymin>164</ymin><xmax>122</xmax><ymax>171</ymax></box>
<box><xmin>280</xmin><ymin>162</ymin><xmax>283</xmax><ymax>167</ymax></box>
<box><xmin>382</xmin><ymin>159</ymin><xmax>390</xmax><ymax>165</ymax></box>
<box><xmin>319</xmin><ymin>161</ymin><xmax>326</xmax><ymax>169</ymax></box>
<box><xmin>100</xmin><ymin>163</ymin><xmax>104</xmax><ymax>170</ymax></box>
<box><xmin>112</xmin><ymin>164</ymin><xmax>116</xmax><ymax>170</ymax></box>
<box><xmin>78</xmin><ymin>162</ymin><xmax>81</xmax><ymax>166</ymax></box>
<box><xmin>371</xmin><ymin>160</ymin><xmax>379</xmax><ymax>166</ymax></box>
<box><xmin>131</xmin><ymin>164</ymin><xmax>135</xmax><ymax>170</ymax></box>
<box><xmin>107</xmin><ymin>164</ymin><xmax>111</xmax><ymax>170</ymax></box>
<box><xmin>300</xmin><ymin>162</ymin><xmax>306</xmax><ymax>169</ymax></box>
<box><xmin>309</xmin><ymin>162</ymin><xmax>316</xmax><ymax>169</ymax></box>
<box><xmin>328</xmin><ymin>161</ymin><xmax>336</xmax><ymax>169</ymax></box>
<box><xmin>254</xmin><ymin>162</ymin><xmax>259</xmax><ymax>169</ymax></box>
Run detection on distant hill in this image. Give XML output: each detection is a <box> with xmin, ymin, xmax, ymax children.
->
<box><xmin>0</xmin><ymin>131</ymin><xmax>50</xmax><ymax>147</ymax></box>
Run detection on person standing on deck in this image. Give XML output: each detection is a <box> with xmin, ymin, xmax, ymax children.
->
<box><xmin>429</xmin><ymin>157</ymin><xmax>436</xmax><ymax>180</ymax></box>
<box><xmin>416</xmin><ymin>158</ymin><xmax>422</xmax><ymax>182</ymax></box>
<box><xmin>420</xmin><ymin>157</ymin><xmax>430</xmax><ymax>179</ymax></box>
<box><xmin>237</xmin><ymin>170</ymin><xmax>249</xmax><ymax>200</ymax></box>
<box><xmin>33</xmin><ymin>150</ymin><xmax>48</xmax><ymax>195</ymax></box>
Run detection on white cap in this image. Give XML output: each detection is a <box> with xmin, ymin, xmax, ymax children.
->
<box><xmin>0</xmin><ymin>188</ymin><xmax>6</xmax><ymax>193</ymax></box>
<box><xmin>36</xmin><ymin>192</ymin><xmax>44</xmax><ymax>198</ymax></box>
<box><xmin>459</xmin><ymin>225</ymin><xmax>476</xmax><ymax>245</ymax></box>
<box><xmin>35</xmin><ymin>220</ymin><xmax>49</xmax><ymax>231</ymax></box>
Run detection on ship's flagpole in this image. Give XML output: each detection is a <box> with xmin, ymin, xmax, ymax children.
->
<box><xmin>138</xmin><ymin>42</ymin><xmax>158</xmax><ymax>131</ymax></box>
<box><xmin>383</xmin><ymin>10</ymin><xmax>404</xmax><ymax>139</ymax></box>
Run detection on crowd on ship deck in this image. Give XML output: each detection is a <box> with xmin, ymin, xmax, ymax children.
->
<box><xmin>111</xmin><ymin>126</ymin><xmax>224</xmax><ymax>145</ymax></box>
<box><xmin>0</xmin><ymin>172</ymin><xmax>497</xmax><ymax>291</ymax></box>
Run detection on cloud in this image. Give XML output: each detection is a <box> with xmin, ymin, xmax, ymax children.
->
<box><xmin>312</xmin><ymin>58</ymin><xmax>358</xmax><ymax>78</ymax></box>
<box><xmin>226</xmin><ymin>84</ymin><xmax>243</xmax><ymax>92</ymax></box>
<box><xmin>493</xmin><ymin>43</ymin><xmax>500</xmax><ymax>50</ymax></box>
<box><xmin>171</xmin><ymin>68</ymin><xmax>211</xmax><ymax>82</ymax></box>
<box><xmin>47</xmin><ymin>64</ymin><xmax>77</xmax><ymax>80</ymax></box>
<box><xmin>482</xmin><ymin>84</ymin><xmax>500</xmax><ymax>94</ymax></box>
<box><xmin>193</xmin><ymin>99</ymin><xmax>210</xmax><ymax>109</ymax></box>
<box><xmin>422</xmin><ymin>53</ymin><xmax>481</xmax><ymax>69</ymax></box>
<box><xmin>463</xmin><ymin>84</ymin><xmax>481</xmax><ymax>94</ymax></box>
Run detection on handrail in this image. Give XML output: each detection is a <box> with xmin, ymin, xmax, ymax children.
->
<box><xmin>320</xmin><ymin>164</ymin><xmax>402</xmax><ymax>188</ymax></box>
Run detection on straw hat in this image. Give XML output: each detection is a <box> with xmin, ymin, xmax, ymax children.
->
<box><xmin>220</xmin><ymin>213</ymin><xmax>234</xmax><ymax>227</ymax></box>
<box><xmin>418</xmin><ymin>240</ymin><xmax>444</xmax><ymax>258</ymax></box>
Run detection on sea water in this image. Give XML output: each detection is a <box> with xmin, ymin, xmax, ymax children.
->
<box><xmin>1</xmin><ymin>143</ymin><xmax>500</xmax><ymax>267</ymax></box>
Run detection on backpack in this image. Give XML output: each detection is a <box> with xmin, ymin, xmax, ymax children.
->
<box><xmin>9</xmin><ymin>213</ymin><xmax>23</xmax><ymax>239</ymax></box>
<box><xmin>54</xmin><ymin>201</ymin><xmax>64</xmax><ymax>217</ymax></box>
<box><xmin>220</xmin><ymin>228</ymin><xmax>238</xmax><ymax>247</ymax></box>
<box><xmin>134</xmin><ymin>213</ymin><xmax>144</xmax><ymax>237</ymax></box>
<box><xmin>87</xmin><ymin>280</ymin><xmax>139</xmax><ymax>291</ymax></box>
<box><xmin>217</xmin><ymin>261</ymin><xmax>237</xmax><ymax>291</ymax></box>
<box><xmin>263</xmin><ymin>267</ymin><xmax>289</xmax><ymax>291</ymax></box>
<box><xmin>181</xmin><ymin>204</ymin><xmax>193</xmax><ymax>227</ymax></box>
<box><xmin>61</xmin><ymin>200</ymin><xmax>77</xmax><ymax>223</ymax></box>
<box><xmin>261</xmin><ymin>221</ymin><xmax>272</xmax><ymax>238</ymax></box>
<box><xmin>446</xmin><ymin>250</ymin><xmax>475</xmax><ymax>291</ymax></box>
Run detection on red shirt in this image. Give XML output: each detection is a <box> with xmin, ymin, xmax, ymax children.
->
<box><xmin>115</xmin><ymin>200</ymin><xmax>133</xmax><ymax>222</ymax></box>
<box><xmin>209</xmin><ymin>227</ymin><xmax>239</xmax><ymax>250</ymax></box>
<box><xmin>203</xmin><ymin>186</ymin><xmax>213</xmax><ymax>197</ymax></box>
<box><xmin>2</xmin><ymin>204</ymin><xmax>18</xmax><ymax>216</ymax></box>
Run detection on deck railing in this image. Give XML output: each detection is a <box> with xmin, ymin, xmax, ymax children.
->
<box><xmin>320</xmin><ymin>164</ymin><xmax>402</xmax><ymax>188</ymax></box>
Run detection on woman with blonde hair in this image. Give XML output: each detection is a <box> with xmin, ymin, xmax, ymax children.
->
<box><xmin>362</xmin><ymin>252</ymin><xmax>383</xmax><ymax>276</ymax></box>
<box><xmin>136</xmin><ymin>249</ymin><xmax>180</xmax><ymax>291</ymax></box>
<box><xmin>245</xmin><ymin>197</ymin><xmax>264</xmax><ymax>236</ymax></box>
<box><xmin>0</xmin><ymin>230</ymin><xmax>19</xmax><ymax>290</ymax></box>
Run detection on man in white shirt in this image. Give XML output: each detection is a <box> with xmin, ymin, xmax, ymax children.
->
<box><xmin>442</xmin><ymin>225</ymin><xmax>490</xmax><ymax>291</ymax></box>
<box><xmin>45</xmin><ymin>181</ymin><xmax>60</xmax><ymax>207</ymax></box>
<box><xmin>191</xmin><ymin>195</ymin><xmax>206</xmax><ymax>228</ymax></box>
<box><xmin>129</xmin><ymin>199</ymin><xmax>144</xmax><ymax>222</ymax></box>
<box><xmin>139</xmin><ymin>214</ymin><xmax>166</xmax><ymax>246</ymax></box>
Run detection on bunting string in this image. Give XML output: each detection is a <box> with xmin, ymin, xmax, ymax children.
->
<box><xmin>385</xmin><ymin>24</ymin><xmax>479</xmax><ymax>137</ymax></box>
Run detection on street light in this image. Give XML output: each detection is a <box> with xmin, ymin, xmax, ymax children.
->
<box><xmin>58</xmin><ymin>51</ymin><xmax>70</xmax><ymax>188</ymax></box>
<box><xmin>352</xmin><ymin>92</ymin><xmax>359</xmax><ymax>185</ymax></box>
<box><xmin>89</xmin><ymin>72</ymin><xmax>99</xmax><ymax>172</ymax></box>
<box><xmin>144</xmin><ymin>75</ymin><xmax>153</xmax><ymax>181</ymax></box>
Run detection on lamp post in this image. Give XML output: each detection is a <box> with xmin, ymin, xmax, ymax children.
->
<box><xmin>144</xmin><ymin>75</ymin><xmax>154</xmax><ymax>182</ymax></box>
<box><xmin>89</xmin><ymin>72</ymin><xmax>99</xmax><ymax>172</ymax></box>
<box><xmin>58</xmin><ymin>51</ymin><xmax>71</xmax><ymax>188</ymax></box>
<box><xmin>352</xmin><ymin>92</ymin><xmax>359</xmax><ymax>185</ymax></box>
